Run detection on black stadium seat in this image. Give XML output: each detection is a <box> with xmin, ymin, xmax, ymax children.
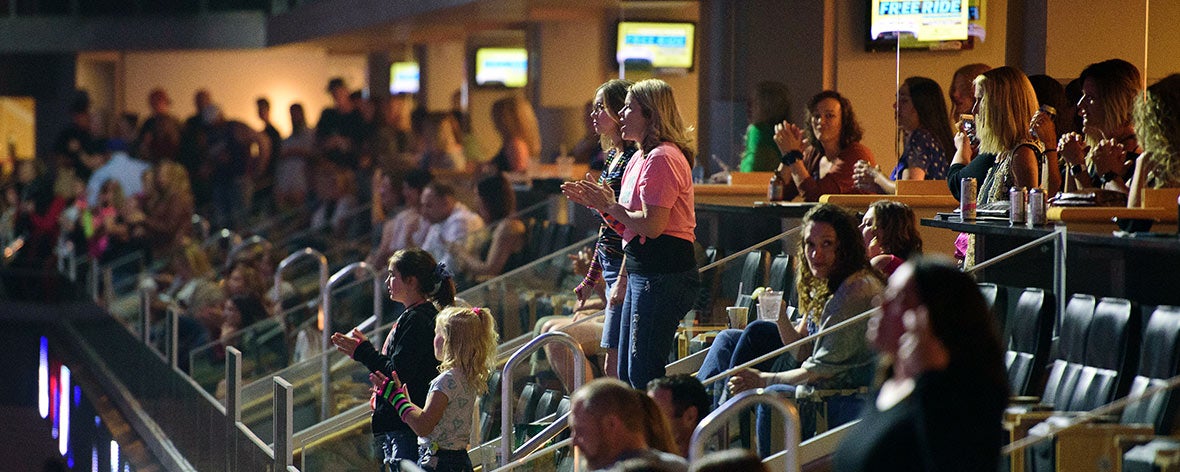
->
<box><xmin>1005</xmin><ymin>288</ymin><xmax>1055</xmax><ymax>397</ymax></box>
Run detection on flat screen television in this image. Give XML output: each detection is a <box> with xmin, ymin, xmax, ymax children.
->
<box><xmin>389</xmin><ymin>62</ymin><xmax>420</xmax><ymax>94</ymax></box>
<box><xmin>866</xmin><ymin>0</ymin><xmax>985</xmax><ymax>51</ymax></box>
<box><xmin>615</xmin><ymin>21</ymin><xmax>696</xmax><ymax>70</ymax></box>
<box><xmin>474</xmin><ymin>47</ymin><xmax>528</xmax><ymax>88</ymax></box>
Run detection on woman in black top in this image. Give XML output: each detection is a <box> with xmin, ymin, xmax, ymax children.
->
<box><xmin>331</xmin><ymin>248</ymin><xmax>455</xmax><ymax>470</ymax></box>
<box><xmin>833</xmin><ymin>257</ymin><xmax>1007</xmax><ymax>472</ymax></box>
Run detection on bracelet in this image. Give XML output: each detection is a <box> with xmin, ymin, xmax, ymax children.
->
<box><xmin>780</xmin><ymin>150</ymin><xmax>803</xmax><ymax>166</ymax></box>
<box><xmin>1069</xmin><ymin>164</ymin><xmax>1085</xmax><ymax>175</ymax></box>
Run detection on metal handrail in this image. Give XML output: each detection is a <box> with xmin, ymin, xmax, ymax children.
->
<box><xmin>273</xmin><ymin>246</ymin><xmax>328</xmax><ymax>333</ymax></box>
<box><xmin>689</xmin><ymin>388</ymin><xmax>801</xmax><ymax>471</ymax></box>
<box><xmin>499</xmin><ymin>332</ymin><xmax>585</xmax><ymax>466</ymax></box>
<box><xmin>320</xmin><ymin>261</ymin><xmax>380</xmax><ymax>420</ymax></box>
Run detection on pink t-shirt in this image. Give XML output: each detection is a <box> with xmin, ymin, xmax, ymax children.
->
<box><xmin>616</xmin><ymin>143</ymin><xmax>696</xmax><ymax>246</ymax></box>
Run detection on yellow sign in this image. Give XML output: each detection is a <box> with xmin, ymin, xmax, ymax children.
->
<box><xmin>870</xmin><ymin>0</ymin><xmax>969</xmax><ymax>42</ymax></box>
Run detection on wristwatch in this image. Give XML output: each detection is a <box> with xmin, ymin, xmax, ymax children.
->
<box><xmin>780</xmin><ymin>150</ymin><xmax>803</xmax><ymax>166</ymax></box>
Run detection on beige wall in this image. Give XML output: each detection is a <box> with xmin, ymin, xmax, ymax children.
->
<box><xmin>1044</xmin><ymin>0</ymin><xmax>1147</xmax><ymax>80</ymax></box>
<box><xmin>834</xmin><ymin>0</ymin><xmax>1009</xmax><ymax>174</ymax></box>
<box><xmin>117</xmin><ymin>47</ymin><xmax>366</xmax><ymax>137</ymax></box>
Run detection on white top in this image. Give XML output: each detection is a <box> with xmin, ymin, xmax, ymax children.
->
<box><xmin>420</xmin><ymin>202</ymin><xmax>485</xmax><ymax>269</ymax></box>
<box><xmin>421</xmin><ymin>369</ymin><xmax>478</xmax><ymax>451</ymax></box>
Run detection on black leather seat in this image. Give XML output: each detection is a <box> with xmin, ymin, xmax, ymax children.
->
<box><xmin>1039</xmin><ymin>294</ymin><xmax>1096</xmax><ymax>406</ymax></box>
<box><xmin>1005</xmin><ymin>288</ymin><xmax>1056</xmax><ymax>396</ymax></box>
<box><xmin>1120</xmin><ymin>305</ymin><xmax>1180</xmax><ymax>434</ymax></box>
<box><xmin>734</xmin><ymin>249</ymin><xmax>769</xmax><ymax>311</ymax></box>
<box><xmin>766</xmin><ymin>254</ymin><xmax>793</xmax><ymax>304</ymax></box>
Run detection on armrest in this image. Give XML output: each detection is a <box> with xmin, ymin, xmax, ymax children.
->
<box><xmin>1003</xmin><ymin>410</ymin><xmax>1057</xmax><ymax>443</ymax></box>
<box><xmin>1009</xmin><ymin>395</ymin><xmax>1042</xmax><ymax>406</ymax></box>
<box><xmin>1052</xmin><ymin>423</ymin><xmax>1156</xmax><ymax>472</ymax></box>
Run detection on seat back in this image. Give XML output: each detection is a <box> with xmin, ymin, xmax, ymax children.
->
<box><xmin>1066</xmin><ymin>297</ymin><xmax>1138</xmax><ymax>411</ymax></box>
<box><xmin>978</xmin><ymin>283</ymin><xmax>1009</xmax><ymax>331</ymax></box>
<box><xmin>1005</xmin><ymin>288</ymin><xmax>1055</xmax><ymax>396</ymax></box>
<box><xmin>534</xmin><ymin>389</ymin><xmax>562</xmax><ymax>421</ymax></box>
<box><xmin>766</xmin><ymin>254</ymin><xmax>794</xmax><ymax>304</ymax></box>
<box><xmin>515</xmin><ymin>382</ymin><xmax>543</xmax><ymax>424</ymax></box>
<box><xmin>736</xmin><ymin>250</ymin><xmax>769</xmax><ymax>310</ymax></box>
<box><xmin>1121</xmin><ymin>306</ymin><xmax>1180</xmax><ymax>433</ymax></box>
<box><xmin>1041</xmin><ymin>294</ymin><xmax>1095</xmax><ymax>407</ymax></box>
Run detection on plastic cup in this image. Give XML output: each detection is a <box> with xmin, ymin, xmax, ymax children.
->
<box><xmin>758</xmin><ymin>290</ymin><xmax>783</xmax><ymax>321</ymax></box>
<box><xmin>726</xmin><ymin>306</ymin><xmax>749</xmax><ymax>329</ymax></box>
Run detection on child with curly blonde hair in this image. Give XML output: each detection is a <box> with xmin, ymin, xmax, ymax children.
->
<box><xmin>370</xmin><ymin>306</ymin><xmax>499</xmax><ymax>472</ymax></box>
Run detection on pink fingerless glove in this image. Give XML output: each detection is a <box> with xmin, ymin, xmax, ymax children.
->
<box><xmin>377</xmin><ymin>379</ymin><xmax>418</xmax><ymax>419</ymax></box>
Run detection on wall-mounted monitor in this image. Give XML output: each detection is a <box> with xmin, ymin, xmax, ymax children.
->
<box><xmin>867</xmin><ymin>0</ymin><xmax>985</xmax><ymax>51</ymax></box>
<box><xmin>474</xmin><ymin>47</ymin><xmax>528</xmax><ymax>88</ymax></box>
<box><xmin>615</xmin><ymin>21</ymin><xmax>696</xmax><ymax>70</ymax></box>
<box><xmin>389</xmin><ymin>62</ymin><xmax>420</xmax><ymax>94</ymax></box>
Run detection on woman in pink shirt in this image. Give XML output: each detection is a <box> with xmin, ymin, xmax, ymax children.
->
<box><xmin>565</xmin><ymin>78</ymin><xmax>699</xmax><ymax>388</ymax></box>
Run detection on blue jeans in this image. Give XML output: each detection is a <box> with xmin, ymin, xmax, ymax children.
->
<box><xmin>617</xmin><ymin>269</ymin><xmax>700</xmax><ymax>388</ymax></box>
<box><xmin>696</xmin><ymin>321</ymin><xmax>784</xmax><ymax>407</ymax></box>
<box><xmin>598</xmin><ymin>254</ymin><xmax>624</xmax><ymax>349</ymax></box>
<box><xmin>374</xmin><ymin>430</ymin><xmax>419</xmax><ymax>471</ymax></box>
<box><xmin>754</xmin><ymin>384</ymin><xmax>866</xmax><ymax>457</ymax></box>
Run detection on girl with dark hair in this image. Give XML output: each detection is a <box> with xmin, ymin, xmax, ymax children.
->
<box><xmin>860</xmin><ymin>200</ymin><xmax>923</xmax><ymax>276</ymax></box>
<box><xmin>774</xmin><ymin>90</ymin><xmax>877</xmax><ymax>201</ymax></box>
<box><xmin>855</xmin><ymin>77</ymin><xmax>954</xmax><ymax>194</ymax></box>
<box><xmin>451</xmin><ymin>173</ymin><xmax>525</xmax><ymax>283</ymax></box>
<box><xmin>330</xmin><ymin>248</ymin><xmax>454</xmax><ymax>468</ymax></box>
<box><xmin>834</xmin><ymin>256</ymin><xmax>1006</xmax><ymax>471</ymax></box>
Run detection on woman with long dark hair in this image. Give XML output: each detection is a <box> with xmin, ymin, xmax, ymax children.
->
<box><xmin>834</xmin><ymin>257</ymin><xmax>1007</xmax><ymax>471</ymax></box>
<box><xmin>855</xmin><ymin>77</ymin><xmax>954</xmax><ymax>194</ymax></box>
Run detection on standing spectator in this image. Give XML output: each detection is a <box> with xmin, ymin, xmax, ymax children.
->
<box><xmin>417</xmin><ymin>112</ymin><xmax>466</xmax><ymax>172</ymax></box>
<box><xmin>562</xmin><ymin>78</ymin><xmax>634</xmax><ymax>378</ymax></box>
<box><xmin>418</xmin><ymin>182</ymin><xmax>484</xmax><ymax>270</ymax></box>
<box><xmin>205</xmin><ymin>105</ymin><xmax>268</xmax><ymax>229</ymax></box>
<box><xmin>255</xmin><ymin>97</ymin><xmax>281</xmax><ymax>209</ymax></box>
<box><xmin>179</xmin><ymin>89</ymin><xmax>214</xmax><ymax>210</ymax></box>
<box><xmin>274</xmin><ymin>103</ymin><xmax>314</xmax><ymax>211</ymax></box>
<box><xmin>53</xmin><ymin>92</ymin><xmax>102</xmax><ymax>181</ymax></box>
<box><xmin>565</xmin><ymin>78</ymin><xmax>699</xmax><ymax>388</ymax></box>
<box><xmin>316</xmin><ymin>77</ymin><xmax>366</xmax><ymax>171</ymax></box>
<box><xmin>774</xmin><ymin>90</ymin><xmax>876</xmax><ymax>201</ymax></box>
<box><xmin>331</xmin><ymin>248</ymin><xmax>454</xmax><ymax>467</ymax></box>
<box><xmin>136</xmin><ymin>88</ymin><xmax>182</xmax><ymax>164</ymax></box>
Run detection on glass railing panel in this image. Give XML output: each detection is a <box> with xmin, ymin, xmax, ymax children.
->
<box><xmin>458</xmin><ymin>233</ymin><xmax>597</xmax><ymax>343</ymax></box>
<box><xmin>188</xmin><ymin>318</ymin><xmax>290</xmax><ymax>396</ymax></box>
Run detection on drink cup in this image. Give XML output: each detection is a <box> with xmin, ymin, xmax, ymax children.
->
<box><xmin>757</xmin><ymin>290</ymin><xmax>783</xmax><ymax>321</ymax></box>
<box><xmin>726</xmin><ymin>306</ymin><xmax>749</xmax><ymax>329</ymax></box>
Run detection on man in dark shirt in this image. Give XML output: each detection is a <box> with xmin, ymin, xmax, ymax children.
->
<box><xmin>136</xmin><ymin>88</ymin><xmax>182</xmax><ymax>164</ymax></box>
<box><xmin>315</xmin><ymin>77</ymin><xmax>365</xmax><ymax>170</ymax></box>
<box><xmin>255</xmin><ymin>97</ymin><xmax>281</xmax><ymax>208</ymax></box>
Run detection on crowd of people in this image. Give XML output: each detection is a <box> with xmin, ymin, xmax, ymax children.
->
<box><xmin>11</xmin><ymin>54</ymin><xmax>1180</xmax><ymax>471</ymax></box>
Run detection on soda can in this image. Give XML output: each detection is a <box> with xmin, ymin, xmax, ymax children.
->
<box><xmin>1027</xmin><ymin>187</ymin><xmax>1047</xmax><ymax>226</ymax></box>
<box><xmin>960</xmin><ymin>178</ymin><xmax>977</xmax><ymax>220</ymax></box>
<box><xmin>1009</xmin><ymin>186</ymin><xmax>1028</xmax><ymax>224</ymax></box>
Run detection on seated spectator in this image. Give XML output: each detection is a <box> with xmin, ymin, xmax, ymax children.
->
<box><xmin>186</xmin><ymin>279</ymin><xmax>227</xmax><ymax>353</ymax></box>
<box><xmin>741</xmin><ymin>81</ymin><xmax>793</xmax><ymax>172</ymax></box>
<box><xmin>1057</xmin><ymin>59</ymin><xmax>1143</xmax><ymax>192</ymax></box>
<box><xmin>219</xmin><ymin>295</ymin><xmax>273</xmax><ymax>348</ymax></box>
<box><xmin>367</xmin><ymin>168</ymin><xmax>432</xmax><ymax>269</ymax></box>
<box><xmin>647</xmin><ymin>375</ymin><xmax>711</xmax><ymax>458</ymax></box>
<box><xmin>570</xmin><ymin>378</ymin><xmax>687</xmax><ymax>472</ymax></box>
<box><xmin>697</xmin><ymin>205</ymin><xmax>883</xmax><ymax>406</ymax></box>
<box><xmin>715</xmin><ymin>205</ymin><xmax>884</xmax><ymax>455</ymax></box>
<box><xmin>774</xmin><ymin>91</ymin><xmax>876</xmax><ymax>201</ymax></box>
<box><xmin>85</xmin><ymin>140</ymin><xmax>149</xmax><ymax>207</ymax></box>
<box><xmin>1127</xmin><ymin>74</ymin><xmax>1180</xmax><ymax>207</ymax></box>
<box><xmin>860</xmin><ymin>200</ymin><xmax>922</xmax><ymax>276</ymax></box>
<box><xmin>142</xmin><ymin>161</ymin><xmax>195</xmax><ymax>259</ymax></box>
<box><xmin>833</xmin><ymin>257</ymin><xmax>1006</xmax><ymax>471</ymax></box>
<box><xmin>854</xmin><ymin>77</ymin><xmax>954</xmax><ymax>194</ymax></box>
<box><xmin>450</xmin><ymin>174</ymin><xmax>526</xmax><ymax>286</ymax></box>
<box><xmin>419</xmin><ymin>182</ymin><xmax>484</xmax><ymax>270</ymax></box>
<box><xmin>417</xmin><ymin>112</ymin><xmax>466</xmax><ymax>171</ymax></box>
<box><xmin>308</xmin><ymin>161</ymin><xmax>358</xmax><ymax>238</ymax></box>
<box><xmin>223</xmin><ymin>260</ymin><xmax>274</xmax><ymax>316</ymax></box>
<box><xmin>159</xmin><ymin>241</ymin><xmax>216</xmax><ymax>305</ymax></box>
